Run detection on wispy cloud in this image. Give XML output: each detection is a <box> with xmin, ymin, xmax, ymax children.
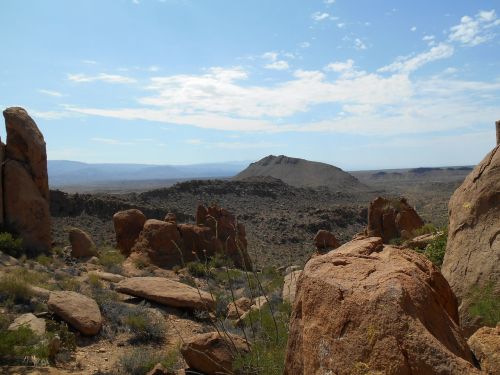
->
<box><xmin>410</xmin><ymin>26</ymin><xmax>417</xmax><ymax>32</ymax></box>
<box><xmin>82</xmin><ymin>60</ymin><xmax>97</xmax><ymax>65</ymax></box>
<box><xmin>38</xmin><ymin>89</ymin><xmax>63</xmax><ymax>97</ymax></box>
<box><xmin>449</xmin><ymin>9</ymin><xmax>500</xmax><ymax>46</ymax></box>
<box><xmin>91</xmin><ymin>137</ymin><xmax>135</xmax><ymax>145</ymax></box>
<box><xmin>312</xmin><ymin>12</ymin><xmax>330</xmax><ymax>22</ymax></box>
<box><xmin>299</xmin><ymin>42</ymin><xmax>311</xmax><ymax>48</ymax></box>
<box><xmin>262</xmin><ymin>51</ymin><xmax>290</xmax><ymax>70</ymax></box>
<box><xmin>67</xmin><ymin>73</ymin><xmax>137</xmax><ymax>84</ymax></box>
<box><xmin>378</xmin><ymin>43</ymin><xmax>454</xmax><ymax>73</ymax></box>
<box><xmin>185</xmin><ymin>139</ymin><xmax>282</xmax><ymax>149</ymax></box>
<box><xmin>354</xmin><ymin>38</ymin><xmax>367</xmax><ymax>50</ymax></box>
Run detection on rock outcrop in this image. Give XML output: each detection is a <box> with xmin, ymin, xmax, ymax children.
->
<box><xmin>468</xmin><ymin>325</ymin><xmax>500</xmax><ymax>374</ymax></box>
<box><xmin>115</xmin><ymin>277</ymin><xmax>215</xmax><ymax>311</ymax></box>
<box><xmin>2</xmin><ymin>107</ymin><xmax>51</xmax><ymax>253</ymax></box>
<box><xmin>69</xmin><ymin>227</ymin><xmax>96</xmax><ymax>258</ymax></box>
<box><xmin>8</xmin><ymin>313</ymin><xmax>46</xmax><ymax>336</ymax></box>
<box><xmin>441</xmin><ymin>144</ymin><xmax>500</xmax><ymax>332</ymax></box>
<box><xmin>115</xmin><ymin>204</ymin><xmax>252</xmax><ymax>270</ymax></box>
<box><xmin>282</xmin><ymin>270</ymin><xmax>301</xmax><ymax>305</ymax></box>
<box><xmin>226</xmin><ymin>297</ymin><xmax>252</xmax><ymax>320</ymax></box>
<box><xmin>180</xmin><ymin>332</ymin><xmax>250</xmax><ymax>375</ymax></box>
<box><xmin>113</xmin><ymin>209</ymin><xmax>147</xmax><ymax>256</ymax></box>
<box><xmin>313</xmin><ymin>229</ymin><xmax>340</xmax><ymax>251</ymax></box>
<box><xmin>48</xmin><ymin>291</ymin><xmax>102</xmax><ymax>335</ymax></box>
<box><xmin>366</xmin><ymin>196</ymin><xmax>424</xmax><ymax>242</ymax></box>
<box><xmin>284</xmin><ymin>237</ymin><xmax>480</xmax><ymax>374</ymax></box>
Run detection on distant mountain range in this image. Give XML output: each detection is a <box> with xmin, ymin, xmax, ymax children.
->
<box><xmin>234</xmin><ymin>155</ymin><xmax>366</xmax><ymax>191</ymax></box>
<box><xmin>48</xmin><ymin>160</ymin><xmax>251</xmax><ymax>186</ymax></box>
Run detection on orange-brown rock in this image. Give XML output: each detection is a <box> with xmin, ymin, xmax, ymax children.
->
<box><xmin>116</xmin><ymin>276</ymin><xmax>215</xmax><ymax>311</ymax></box>
<box><xmin>196</xmin><ymin>204</ymin><xmax>252</xmax><ymax>269</ymax></box>
<box><xmin>366</xmin><ymin>196</ymin><xmax>424</xmax><ymax>243</ymax></box>
<box><xmin>48</xmin><ymin>291</ymin><xmax>102</xmax><ymax>335</ymax></box>
<box><xmin>164</xmin><ymin>212</ymin><xmax>177</xmax><ymax>224</ymax></box>
<box><xmin>2</xmin><ymin>108</ymin><xmax>51</xmax><ymax>253</ymax></box>
<box><xmin>442</xmin><ymin>145</ymin><xmax>500</xmax><ymax>333</ymax></box>
<box><xmin>178</xmin><ymin>223</ymin><xmax>220</xmax><ymax>262</ymax></box>
<box><xmin>69</xmin><ymin>227</ymin><xmax>97</xmax><ymax>258</ymax></box>
<box><xmin>226</xmin><ymin>297</ymin><xmax>252</xmax><ymax>320</ymax></box>
<box><xmin>313</xmin><ymin>229</ymin><xmax>340</xmax><ymax>251</ymax></box>
<box><xmin>4</xmin><ymin>159</ymin><xmax>51</xmax><ymax>252</ymax></box>
<box><xmin>130</xmin><ymin>219</ymin><xmax>182</xmax><ymax>267</ymax></box>
<box><xmin>180</xmin><ymin>332</ymin><xmax>250</xmax><ymax>375</ymax></box>
<box><xmin>284</xmin><ymin>237</ymin><xmax>480</xmax><ymax>375</ymax></box>
<box><xmin>467</xmin><ymin>325</ymin><xmax>500</xmax><ymax>374</ymax></box>
<box><xmin>113</xmin><ymin>209</ymin><xmax>147</xmax><ymax>256</ymax></box>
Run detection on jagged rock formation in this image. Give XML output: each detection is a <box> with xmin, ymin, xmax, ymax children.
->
<box><xmin>115</xmin><ymin>204</ymin><xmax>252</xmax><ymax>270</ymax></box>
<box><xmin>2</xmin><ymin>107</ymin><xmax>51</xmax><ymax>253</ymax></box>
<box><xmin>441</xmin><ymin>142</ymin><xmax>500</xmax><ymax>333</ymax></box>
<box><xmin>365</xmin><ymin>196</ymin><xmax>424</xmax><ymax>242</ymax></box>
<box><xmin>284</xmin><ymin>237</ymin><xmax>480</xmax><ymax>374</ymax></box>
<box><xmin>234</xmin><ymin>155</ymin><xmax>364</xmax><ymax>190</ymax></box>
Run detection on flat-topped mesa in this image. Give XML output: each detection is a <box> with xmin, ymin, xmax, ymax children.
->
<box><xmin>2</xmin><ymin>107</ymin><xmax>51</xmax><ymax>253</ymax></box>
<box><xmin>496</xmin><ymin>119</ymin><xmax>500</xmax><ymax>146</ymax></box>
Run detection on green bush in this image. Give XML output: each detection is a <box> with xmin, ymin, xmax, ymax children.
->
<box><xmin>412</xmin><ymin>223</ymin><xmax>437</xmax><ymax>237</ymax></box>
<box><xmin>468</xmin><ymin>282</ymin><xmax>500</xmax><ymax>327</ymax></box>
<box><xmin>234</xmin><ymin>301</ymin><xmax>291</xmax><ymax>375</ymax></box>
<box><xmin>421</xmin><ymin>230</ymin><xmax>447</xmax><ymax>267</ymax></box>
<box><xmin>119</xmin><ymin>347</ymin><xmax>179</xmax><ymax>375</ymax></box>
<box><xmin>388</xmin><ymin>237</ymin><xmax>404</xmax><ymax>246</ymax></box>
<box><xmin>186</xmin><ymin>261</ymin><xmax>211</xmax><ymax>277</ymax></box>
<box><xmin>0</xmin><ymin>232</ymin><xmax>23</xmax><ymax>258</ymax></box>
<box><xmin>0</xmin><ymin>273</ymin><xmax>34</xmax><ymax>304</ymax></box>
<box><xmin>99</xmin><ymin>247</ymin><xmax>125</xmax><ymax>274</ymax></box>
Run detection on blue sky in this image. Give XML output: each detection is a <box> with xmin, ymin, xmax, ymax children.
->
<box><xmin>1</xmin><ymin>0</ymin><xmax>499</xmax><ymax>170</ymax></box>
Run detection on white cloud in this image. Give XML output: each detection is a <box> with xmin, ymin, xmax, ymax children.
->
<box><xmin>299</xmin><ymin>42</ymin><xmax>311</xmax><ymax>48</ymax></box>
<box><xmin>132</xmin><ymin>0</ymin><xmax>140</xmax><ymax>4</ymax></box>
<box><xmin>31</xmin><ymin>110</ymin><xmax>74</xmax><ymax>120</ymax></box>
<box><xmin>411</xmin><ymin>26</ymin><xmax>417</xmax><ymax>32</ymax></box>
<box><xmin>82</xmin><ymin>60</ymin><xmax>97</xmax><ymax>65</ymax></box>
<box><xmin>91</xmin><ymin>137</ymin><xmax>135</xmax><ymax>145</ymax></box>
<box><xmin>185</xmin><ymin>138</ymin><xmax>202</xmax><ymax>144</ymax></box>
<box><xmin>449</xmin><ymin>9</ymin><xmax>500</xmax><ymax>46</ymax></box>
<box><xmin>354</xmin><ymin>38</ymin><xmax>367</xmax><ymax>50</ymax></box>
<box><xmin>312</xmin><ymin>12</ymin><xmax>330</xmax><ymax>21</ymax></box>
<box><xmin>324</xmin><ymin>59</ymin><xmax>354</xmax><ymax>73</ymax></box>
<box><xmin>378</xmin><ymin>43</ymin><xmax>454</xmax><ymax>73</ymax></box>
<box><xmin>67</xmin><ymin>73</ymin><xmax>137</xmax><ymax>84</ymax></box>
<box><xmin>337</xmin><ymin>23</ymin><xmax>346</xmax><ymax>28</ymax></box>
<box><xmin>148</xmin><ymin>65</ymin><xmax>160</xmax><ymax>72</ymax></box>
<box><xmin>265</xmin><ymin>60</ymin><xmax>289</xmax><ymax>71</ymax></box>
<box><xmin>38</xmin><ymin>89</ymin><xmax>63</xmax><ymax>97</ymax></box>
<box><xmin>324</xmin><ymin>0</ymin><xmax>335</xmax><ymax>4</ymax></box>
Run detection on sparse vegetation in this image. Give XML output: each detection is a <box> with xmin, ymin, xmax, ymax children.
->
<box><xmin>412</xmin><ymin>223</ymin><xmax>437</xmax><ymax>237</ymax></box>
<box><xmin>468</xmin><ymin>282</ymin><xmax>500</xmax><ymax>327</ymax></box>
<box><xmin>0</xmin><ymin>232</ymin><xmax>23</xmax><ymax>258</ymax></box>
<box><xmin>98</xmin><ymin>246</ymin><xmax>125</xmax><ymax>274</ymax></box>
<box><xmin>187</xmin><ymin>260</ymin><xmax>211</xmax><ymax>277</ymax></box>
<box><xmin>118</xmin><ymin>347</ymin><xmax>179</xmax><ymax>375</ymax></box>
<box><xmin>0</xmin><ymin>273</ymin><xmax>34</xmax><ymax>304</ymax></box>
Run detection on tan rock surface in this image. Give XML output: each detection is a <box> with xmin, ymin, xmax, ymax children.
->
<box><xmin>226</xmin><ymin>297</ymin><xmax>252</xmax><ymax>320</ymax></box>
<box><xmin>282</xmin><ymin>270</ymin><xmax>302</xmax><ymax>305</ymax></box>
<box><xmin>313</xmin><ymin>229</ymin><xmax>340</xmax><ymax>250</ymax></box>
<box><xmin>113</xmin><ymin>209</ymin><xmax>146</xmax><ymax>256</ymax></box>
<box><xmin>180</xmin><ymin>332</ymin><xmax>249</xmax><ymax>375</ymax></box>
<box><xmin>69</xmin><ymin>227</ymin><xmax>97</xmax><ymax>258</ymax></box>
<box><xmin>468</xmin><ymin>325</ymin><xmax>500</xmax><ymax>374</ymax></box>
<box><xmin>442</xmin><ymin>145</ymin><xmax>500</xmax><ymax>332</ymax></box>
<box><xmin>8</xmin><ymin>313</ymin><xmax>46</xmax><ymax>335</ymax></box>
<box><xmin>116</xmin><ymin>277</ymin><xmax>215</xmax><ymax>311</ymax></box>
<box><xmin>284</xmin><ymin>237</ymin><xmax>480</xmax><ymax>375</ymax></box>
<box><xmin>48</xmin><ymin>291</ymin><xmax>102</xmax><ymax>336</ymax></box>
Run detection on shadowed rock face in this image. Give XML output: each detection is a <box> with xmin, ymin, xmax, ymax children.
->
<box><xmin>442</xmin><ymin>145</ymin><xmax>500</xmax><ymax>334</ymax></box>
<box><xmin>284</xmin><ymin>237</ymin><xmax>480</xmax><ymax>375</ymax></box>
<box><xmin>2</xmin><ymin>107</ymin><xmax>51</xmax><ymax>253</ymax></box>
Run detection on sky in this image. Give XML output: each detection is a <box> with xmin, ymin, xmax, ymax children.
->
<box><xmin>1</xmin><ymin>0</ymin><xmax>499</xmax><ymax>170</ymax></box>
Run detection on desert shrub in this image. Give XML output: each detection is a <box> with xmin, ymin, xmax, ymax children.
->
<box><xmin>421</xmin><ymin>230</ymin><xmax>447</xmax><ymax>267</ymax></box>
<box><xmin>55</xmin><ymin>275</ymin><xmax>80</xmax><ymax>292</ymax></box>
<box><xmin>35</xmin><ymin>254</ymin><xmax>54</xmax><ymax>267</ymax></box>
<box><xmin>101</xmin><ymin>301</ymin><xmax>165</xmax><ymax>342</ymax></box>
<box><xmin>0</xmin><ymin>232</ymin><xmax>23</xmax><ymax>258</ymax></box>
<box><xmin>186</xmin><ymin>261</ymin><xmax>211</xmax><ymax>277</ymax></box>
<box><xmin>0</xmin><ymin>273</ymin><xmax>34</xmax><ymax>304</ymax></box>
<box><xmin>208</xmin><ymin>252</ymin><xmax>227</xmax><ymax>268</ymax></box>
<box><xmin>468</xmin><ymin>282</ymin><xmax>500</xmax><ymax>327</ymax></box>
<box><xmin>388</xmin><ymin>237</ymin><xmax>403</xmax><ymax>246</ymax></box>
<box><xmin>234</xmin><ymin>301</ymin><xmax>291</xmax><ymax>375</ymax></box>
<box><xmin>98</xmin><ymin>247</ymin><xmax>125</xmax><ymax>274</ymax></box>
<box><xmin>118</xmin><ymin>347</ymin><xmax>179</xmax><ymax>375</ymax></box>
<box><xmin>87</xmin><ymin>273</ymin><xmax>103</xmax><ymax>289</ymax></box>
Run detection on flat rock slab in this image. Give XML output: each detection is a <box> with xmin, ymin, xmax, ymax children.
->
<box><xmin>8</xmin><ymin>313</ymin><xmax>46</xmax><ymax>335</ymax></box>
<box><xmin>88</xmin><ymin>271</ymin><xmax>125</xmax><ymax>283</ymax></box>
<box><xmin>116</xmin><ymin>277</ymin><xmax>215</xmax><ymax>311</ymax></box>
<box><xmin>48</xmin><ymin>291</ymin><xmax>102</xmax><ymax>336</ymax></box>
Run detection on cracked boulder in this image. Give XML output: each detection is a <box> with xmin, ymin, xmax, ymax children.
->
<box><xmin>442</xmin><ymin>145</ymin><xmax>500</xmax><ymax>334</ymax></box>
<box><xmin>284</xmin><ymin>237</ymin><xmax>480</xmax><ymax>375</ymax></box>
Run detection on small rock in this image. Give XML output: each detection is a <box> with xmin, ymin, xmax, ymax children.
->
<box><xmin>468</xmin><ymin>325</ymin><xmax>500</xmax><ymax>374</ymax></box>
<box><xmin>282</xmin><ymin>270</ymin><xmax>302</xmax><ymax>305</ymax></box>
<box><xmin>89</xmin><ymin>271</ymin><xmax>125</xmax><ymax>283</ymax></box>
<box><xmin>8</xmin><ymin>313</ymin><xmax>46</xmax><ymax>335</ymax></box>
<box><xmin>69</xmin><ymin>227</ymin><xmax>97</xmax><ymax>258</ymax></box>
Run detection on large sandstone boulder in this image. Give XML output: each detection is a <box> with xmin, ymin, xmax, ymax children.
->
<box><xmin>178</xmin><ymin>223</ymin><xmax>220</xmax><ymax>262</ymax></box>
<box><xmin>284</xmin><ymin>237</ymin><xmax>480</xmax><ymax>375</ymax></box>
<box><xmin>2</xmin><ymin>108</ymin><xmax>51</xmax><ymax>253</ymax></box>
<box><xmin>313</xmin><ymin>229</ymin><xmax>340</xmax><ymax>251</ymax></box>
<box><xmin>130</xmin><ymin>219</ymin><xmax>182</xmax><ymax>267</ymax></box>
<box><xmin>468</xmin><ymin>325</ymin><xmax>500</xmax><ymax>374</ymax></box>
<box><xmin>48</xmin><ymin>291</ymin><xmax>102</xmax><ymax>335</ymax></box>
<box><xmin>282</xmin><ymin>270</ymin><xmax>302</xmax><ymax>305</ymax></box>
<box><xmin>180</xmin><ymin>332</ymin><xmax>249</xmax><ymax>375</ymax></box>
<box><xmin>366</xmin><ymin>197</ymin><xmax>424</xmax><ymax>243</ymax></box>
<box><xmin>113</xmin><ymin>209</ymin><xmax>147</xmax><ymax>256</ymax></box>
<box><xmin>442</xmin><ymin>145</ymin><xmax>500</xmax><ymax>332</ymax></box>
<box><xmin>3</xmin><ymin>160</ymin><xmax>51</xmax><ymax>252</ymax></box>
<box><xmin>69</xmin><ymin>227</ymin><xmax>97</xmax><ymax>258</ymax></box>
<box><xmin>115</xmin><ymin>277</ymin><xmax>215</xmax><ymax>311</ymax></box>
